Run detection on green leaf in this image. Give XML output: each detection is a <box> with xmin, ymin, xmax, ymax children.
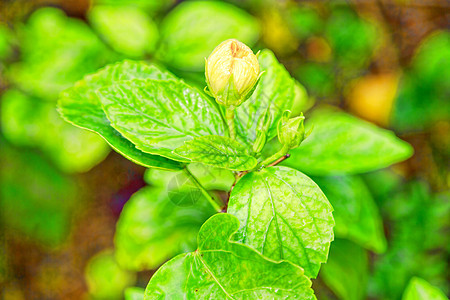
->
<box><xmin>284</xmin><ymin>107</ymin><xmax>414</xmax><ymax>175</ymax></box>
<box><xmin>145</xmin><ymin>163</ymin><xmax>235</xmax><ymax>192</ymax></box>
<box><xmin>114</xmin><ymin>186</ymin><xmax>215</xmax><ymax>271</ymax></box>
<box><xmin>98</xmin><ymin>79</ymin><xmax>225</xmax><ymax>161</ymax></box>
<box><xmin>2</xmin><ymin>89</ymin><xmax>109</xmax><ymax>173</ymax></box>
<box><xmin>402</xmin><ymin>277</ymin><xmax>447</xmax><ymax>300</ymax></box>
<box><xmin>174</xmin><ymin>135</ymin><xmax>257</xmax><ymax>171</ymax></box>
<box><xmin>144</xmin><ymin>213</ymin><xmax>315</xmax><ymax>299</ymax></box>
<box><xmin>313</xmin><ymin>175</ymin><xmax>386</xmax><ymax>253</ymax></box>
<box><xmin>85</xmin><ymin>250</ymin><xmax>136</xmax><ymax>299</ymax></box>
<box><xmin>228</xmin><ymin>166</ymin><xmax>334</xmax><ymax>278</ymax></box>
<box><xmin>320</xmin><ymin>239</ymin><xmax>368</xmax><ymax>300</ymax></box>
<box><xmin>157</xmin><ymin>1</ymin><xmax>259</xmax><ymax>71</ymax></box>
<box><xmin>0</xmin><ymin>139</ymin><xmax>77</xmax><ymax>247</ymax></box>
<box><xmin>8</xmin><ymin>7</ymin><xmax>118</xmax><ymax>99</ymax></box>
<box><xmin>235</xmin><ymin>50</ymin><xmax>304</xmax><ymax>145</ymax></box>
<box><xmin>88</xmin><ymin>5</ymin><xmax>159</xmax><ymax>57</ymax></box>
<box><xmin>125</xmin><ymin>287</ymin><xmax>145</xmax><ymax>300</ymax></box>
<box><xmin>58</xmin><ymin>60</ymin><xmax>183</xmax><ymax>171</ymax></box>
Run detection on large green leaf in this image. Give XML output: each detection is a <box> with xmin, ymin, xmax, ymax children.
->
<box><xmin>320</xmin><ymin>239</ymin><xmax>368</xmax><ymax>300</ymax></box>
<box><xmin>228</xmin><ymin>166</ymin><xmax>334</xmax><ymax>278</ymax></box>
<box><xmin>0</xmin><ymin>140</ymin><xmax>77</xmax><ymax>247</ymax></box>
<box><xmin>114</xmin><ymin>186</ymin><xmax>215</xmax><ymax>271</ymax></box>
<box><xmin>8</xmin><ymin>7</ymin><xmax>118</xmax><ymax>99</ymax></box>
<box><xmin>157</xmin><ymin>1</ymin><xmax>259</xmax><ymax>71</ymax></box>
<box><xmin>98</xmin><ymin>79</ymin><xmax>226</xmax><ymax>161</ymax></box>
<box><xmin>313</xmin><ymin>175</ymin><xmax>386</xmax><ymax>253</ymax></box>
<box><xmin>58</xmin><ymin>60</ymin><xmax>183</xmax><ymax>170</ymax></box>
<box><xmin>144</xmin><ymin>213</ymin><xmax>315</xmax><ymax>299</ymax></box>
<box><xmin>402</xmin><ymin>277</ymin><xmax>447</xmax><ymax>300</ymax></box>
<box><xmin>88</xmin><ymin>5</ymin><xmax>159</xmax><ymax>57</ymax></box>
<box><xmin>174</xmin><ymin>135</ymin><xmax>257</xmax><ymax>171</ymax></box>
<box><xmin>284</xmin><ymin>108</ymin><xmax>413</xmax><ymax>175</ymax></box>
<box><xmin>235</xmin><ymin>50</ymin><xmax>305</xmax><ymax>145</ymax></box>
<box><xmin>3</xmin><ymin>89</ymin><xmax>109</xmax><ymax>173</ymax></box>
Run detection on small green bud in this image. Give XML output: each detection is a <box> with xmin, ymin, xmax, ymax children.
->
<box><xmin>205</xmin><ymin>39</ymin><xmax>260</xmax><ymax>108</ymax></box>
<box><xmin>252</xmin><ymin>130</ymin><xmax>267</xmax><ymax>154</ymax></box>
<box><xmin>277</xmin><ymin>110</ymin><xmax>308</xmax><ymax>150</ymax></box>
<box><xmin>252</xmin><ymin>108</ymin><xmax>272</xmax><ymax>153</ymax></box>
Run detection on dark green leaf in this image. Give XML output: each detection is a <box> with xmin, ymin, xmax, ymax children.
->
<box><xmin>114</xmin><ymin>186</ymin><xmax>215</xmax><ymax>271</ymax></box>
<box><xmin>174</xmin><ymin>135</ymin><xmax>257</xmax><ymax>171</ymax></box>
<box><xmin>58</xmin><ymin>60</ymin><xmax>183</xmax><ymax>170</ymax></box>
<box><xmin>285</xmin><ymin>108</ymin><xmax>413</xmax><ymax>175</ymax></box>
<box><xmin>313</xmin><ymin>175</ymin><xmax>386</xmax><ymax>253</ymax></box>
<box><xmin>228</xmin><ymin>166</ymin><xmax>334</xmax><ymax>278</ymax></box>
<box><xmin>402</xmin><ymin>277</ymin><xmax>447</xmax><ymax>300</ymax></box>
<box><xmin>88</xmin><ymin>5</ymin><xmax>159</xmax><ymax>57</ymax></box>
<box><xmin>98</xmin><ymin>79</ymin><xmax>225</xmax><ymax>161</ymax></box>
<box><xmin>144</xmin><ymin>213</ymin><xmax>315</xmax><ymax>299</ymax></box>
<box><xmin>157</xmin><ymin>1</ymin><xmax>259</xmax><ymax>71</ymax></box>
<box><xmin>320</xmin><ymin>239</ymin><xmax>368</xmax><ymax>300</ymax></box>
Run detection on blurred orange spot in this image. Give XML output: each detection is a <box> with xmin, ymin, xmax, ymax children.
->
<box><xmin>306</xmin><ymin>36</ymin><xmax>332</xmax><ymax>62</ymax></box>
<box><xmin>346</xmin><ymin>72</ymin><xmax>400</xmax><ymax>126</ymax></box>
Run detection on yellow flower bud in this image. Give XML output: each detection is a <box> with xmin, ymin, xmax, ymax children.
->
<box><xmin>205</xmin><ymin>39</ymin><xmax>260</xmax><ymax>108</ymax></box>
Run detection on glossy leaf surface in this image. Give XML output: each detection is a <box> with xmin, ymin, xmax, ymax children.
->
<box><xmin>174</xmin><ymin>135</ymin><xmax>258</xmax><ymax>171</ymax></box>
<box><xmin>228</xmin><ymin>166</ymin><xmax>334</xmax><ymax>278</ymax></box>
<box><xmin>59</xmin><ymin>60</ymin><xmax>183</xmax><ymax>170</ymax></box>
<box><xmin>313</xmin><ymin>175</ymin><xmax>386</xmax><ymax>253</ymax></box>
<box><xmin>115</xmin><ymin>186</ymin><xmax>215</xmax><ymax>271</ymax></box>
<box><xmin>285</xmin><ymin>108</ymin><xmax>413</xmax><ymax>175</ymax></box>
<box><xmin>98</xmin><ymin>79</ymin><xmax>225</xmax><ymax>161</ymax></box>
<box><xmin>144</xmin><ymin>213</ymin><xmax>315</xmax><ymax>299</ymax></box>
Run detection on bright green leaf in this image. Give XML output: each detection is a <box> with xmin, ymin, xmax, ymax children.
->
<box><xmin>402</xmin><ymin>277</ymin><xmax>447</xmax><ymax>300</ymax></box>
<box><xmin>125</xmin><ymin>287</ymin><xmax>145</xmax><ymax>300</ymax></box>
<box><xmin>8</xmin><ymin>7</ymin><xmax>118</xmax><ymax>99</ymax></box>
<box><xmin>145</xmin><ymin>163</ymin><xmax>235</xmax><ymax>192</ymax></box>
<box><xmin>313</xmin><ymin>175</ymin><xmax>386</xmax><ymax>253</ymax></box>
<box><xmin>157</xmin><ymin>1</ymin><xmax>259</xmax><ymax>71</ymax></box>
<box><xmin>58</xmin><ymin>60</ymin><xmax>183</xmax><ymax>170</ymax></box>
<box><xmin>85</xmin><ymin>250</ymin><xmax>136</xmax><ymax>299</ymax></box>
<box><xmin>88</xmin><ymin>5</ymin><xmax>159</xmax><ymax>57</ymax></box>
<box><xmin>320</xmin><ymin>239</ymin><xmax>368</xmax><ymax>300</ymax></box>
<box><xmin>114</xmin><ymin>186</ymin><xmax>215</xmax><ymax>271</ymax></box>
<box><xmin>235</xmin><ymin>49</ymin><xmax>304</xmax><ymax>145</ymax></box>
<box><xmin>2</xmin><ymin>89</ymin><xmax>109</xmax><ymax>173</ymax></box>
<box><xmin>284</xmin><ymin>107</ymin><xmax>414</xmax><ymax>175</ymax></box>
<box><xmin>98</xmin><ymin>79</ymin><xmax>225</xmax><ymax>161</ymax></box>
<box><xmin>144</xmin><ymin>213</ymin><xmax>315</xmax><ymax>299</ymax></box>
<box><xmin>174</xmin><ymin>135</ymin><xmax>257</xmax><ymax>171</ymax></box>
<box><xmin>228</xmin><ymin>166</ymin><xmax>334</xmax><ymax>278</ymax></box>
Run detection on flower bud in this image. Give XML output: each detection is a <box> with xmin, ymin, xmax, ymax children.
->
<box><xmin>277</xmin><ymin>110</ymin><xmax>308</xmax><ymax>150</ymax></box>
<box><xmin>205</xmin><ymin>39</ymin><xmax>260</xmax><ymax>108</ymax></box>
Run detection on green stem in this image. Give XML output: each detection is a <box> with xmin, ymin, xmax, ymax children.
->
<box><xmin>226</xmin><ymin>108</ymin><xmax>236</xmax><ymax>140</ymax></box>
<box><xmin>183</xmin><ymin>167</ymin><xmax>222</xmax><ymax>212</ymax></box>
<box><xmin>256</xmin><ymin>144</ymin><xmax>290</xmax><ymax>169</ymax></box>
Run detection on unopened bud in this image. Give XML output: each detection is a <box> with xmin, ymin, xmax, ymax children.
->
<box><xmin>205</xmin><ymin>39</ymin><xmax>260</xmax><ymax>108</ymax></box>
<box><xmin>277</xmin><ymin>111</ymin><xmax>309</xmax><ymax>150</ymax></box>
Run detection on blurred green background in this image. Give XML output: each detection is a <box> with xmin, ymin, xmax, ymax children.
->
<box><xmin>0</xmin><ymin>0</ymin><xmax>448</xmax><ymax>299</ymax></box>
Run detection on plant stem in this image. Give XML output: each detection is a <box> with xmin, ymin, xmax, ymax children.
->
<box><xmin>183</xmin><ymin>167</ymin><xmax>222</xmax><ymax>212</ymax></box>
<box><xmin>226</xmin><ymin>108</ymin><xmax>236</xmax><ymax>140</ymax></box>
<box><xmin>256</xmin><ymin>144</ymin><xmax>290</xmax><ymax>169</ymax></box>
